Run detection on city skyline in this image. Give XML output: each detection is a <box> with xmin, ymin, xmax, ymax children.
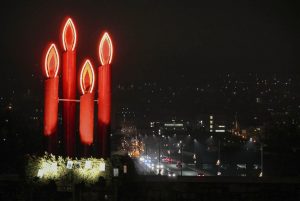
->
<box><xmin>0</xmin><ymin>1</ymin><xmax>299</xmax><ymax>200</ymax></box>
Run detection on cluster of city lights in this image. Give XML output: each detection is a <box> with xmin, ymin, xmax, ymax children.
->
<box><xmin>123</xmin><ymin>138</ymin><xmax>144</xmax><ymax>158</ymax></box>
<box><xmin>139</xmin><ymin>156</ymin><xmax>168</xmax><ymax>176</ymax></box>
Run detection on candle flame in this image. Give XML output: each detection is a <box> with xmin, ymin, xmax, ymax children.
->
<box><xmin>80</xmin><ymin>59</ymin><xmax>95</xmax><ymax>94</ymax></box>
<box><xmin>99</xmin><ymin>32</ymin><xmax>113</xmax><ymax>65</ymax></box>
<box><xmin>45</xmin><ymin>44</ymin><xmax>59</xmax><ymax>78</ymax></box>
<box><xmin>62</xmin><ymin>18</ymin><xmax>77</xmax><ymax>51</ymax></box>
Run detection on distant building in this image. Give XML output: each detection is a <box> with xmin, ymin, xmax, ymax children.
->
<box><xmin>163</xmin><ymin>119</ymin><xmax>185</xmax><ymax>131</ymax></box>
<box><xmin>207</xmin><ymin>114</ymin><xmax>228</xmax><ymax>133</ymax></box>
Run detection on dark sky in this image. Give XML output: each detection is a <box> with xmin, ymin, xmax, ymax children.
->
<box><xmin>0</xmin><ymin>0</ymin><xmax>299</xmax><ymax>85</ymax></box>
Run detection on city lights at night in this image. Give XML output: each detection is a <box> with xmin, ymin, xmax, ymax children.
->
<box><xmin>0</xmin><ymin>0</ymin><xmax>300</xmax><ymax>201</ymax></box>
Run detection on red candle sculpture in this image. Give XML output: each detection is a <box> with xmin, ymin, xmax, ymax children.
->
<box><xmin>62</xmin><ymin>18</ymin><xmax>77</xmax><ymax>156</ymax></box>
<box><xmin>98</xmin><ymin>32</ymin><xmax>113</xmax><ymax>157</ymax></box>
<box><xmin>79</xmin><ymin>59</ymin><xmax>95</xmax><ymax>146</ymax></box>
<box><xmin>43</xmin><ymin>44</ymin><xmax>59</xmax><ymax>153</ymax></box>
<box><xmin>42</xmin><ymin>17</ymin><xmax>116</xmax><ymax>157</ymax></box>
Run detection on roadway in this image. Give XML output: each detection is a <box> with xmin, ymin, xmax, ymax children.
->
<box><xmin>134</xmin><ymin>155</ymin><xmax>212</xmax><ymax>177</ymax></box>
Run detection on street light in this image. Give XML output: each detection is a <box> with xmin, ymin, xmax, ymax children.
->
<box><xmin>216</xmin><ymin>136</ymin><xmax>221</xmax><ymax>175</ymax></box>
<box><xmin>193</xmin><ymin>139</ymin><xmax>198</xmax><ymax>167</ymax></box>
<box><xmin>179</xmin><ymin>143</ymin><xmax>183</xmax><ymax>176</ymax></box>
<box><xmin>156</xmin><ymin>135</ymin><xmax>162</xmax><ymax>175</ymax></box>
<box><xmin>158</xmin><ymin>141</ymin><xmax>161</xmax><ymax>175</ymax></box>
<box><xmin>260</xmin><ymin>142</ymin><xmax>264</xmax><ymax>177</ymax></box>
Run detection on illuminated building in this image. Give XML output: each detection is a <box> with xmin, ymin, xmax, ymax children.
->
<box><xmin>209</xmin><ymin>115</ymin><xmax>214</xmax><ymax>132</ymax></box>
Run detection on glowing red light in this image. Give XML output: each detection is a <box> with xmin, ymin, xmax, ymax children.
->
<box><xmin>80</xmin><ymin>60</ymin><xmax>95</xmax><ymax>94</ymax></box>
<box><xmin>44</xmin><ymin>44</ymin><xmax>59</xmax><ymax>78</ymax></box>
<box><xmin>99</xmin><ymin>32</ymin><xmax>113</xmax><ymax>65</ymax></box>
<box><xmin>62</xmin><ymin>18</ymin><xmax>77</xmax><ymax>51</ymax></box>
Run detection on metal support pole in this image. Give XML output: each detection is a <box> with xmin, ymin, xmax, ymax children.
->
<box><xmin>261</xmin><ymin>143</ymin><xmax>263</xmax><ymax>177</ymax></box>
<box><xmin>218</xmin><ymin>138</ymin><xmax>220</xmax><ymax>173</ymax></box>
<box><xmin>59</xmin><ymin>98</ymin><xmax>98</xmax><ymax>102</ymax></box>
<box><xmin>158</xmin><ymin>142</ymin><xmax>161</xmax><ymax>175</ymax></box>
<box><xmin>218</xmin><ymin>140</ymin><xmax>220</xmax><ymax>159</ymax></box>
<box><xmin>180</xmin><ymin>144</ymin><xmax>183</xmax><ymax>176</ymax></box>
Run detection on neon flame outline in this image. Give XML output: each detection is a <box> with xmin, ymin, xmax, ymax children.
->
<box><xmin>80</xmin><ymin>59</ymin><xmax>95</xmax><ymax>94</ymax></box>
<box><xmin>44</xmin><ymin>43</ymin><xmax>59</xmax><ymax>78</ymax></box>
<box><xmin>62</xmin><ymin>18</ymin><xmax>77</xmax><ymax>51</ymax></box>
<box><xmin>99</xmin><ymin>32</ymin><xmax>113</xmax><ymax>65</ymax></box>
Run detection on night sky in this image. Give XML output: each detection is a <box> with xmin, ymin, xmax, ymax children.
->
<box><xmin>0</xmin><ymin>0</ymin><xmax>299</xmax><ymax>87</ymax></box>
<box><xmin>1</xmin><ymin>1</ymin><xmax>300</xmax><ymax>179</ymax></box>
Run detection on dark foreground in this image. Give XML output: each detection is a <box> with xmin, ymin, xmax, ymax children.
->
<box><xmin>1</xmin><ymin>175</ymin><xmax>300</xmax><ymax>201</ymax></box>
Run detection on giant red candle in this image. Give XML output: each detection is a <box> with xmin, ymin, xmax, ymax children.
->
<box><xmin>43</xmin><ymin>43</ymin><xmax>59</xmax><ymax>153</ymax></box>
<box><xmin>98</xmin><ymin>32</ymin><xmax>113</xmax><ymax>158</ymax></box>
<box><xmin>79</xmin><ymin>59</ymin><xmax>95</xmax><ymax>147</ymax></box>
<box><xmin>62</xmin><ymin>18</ymin><xmax>77</xmax><ymax>156</ymax></box>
